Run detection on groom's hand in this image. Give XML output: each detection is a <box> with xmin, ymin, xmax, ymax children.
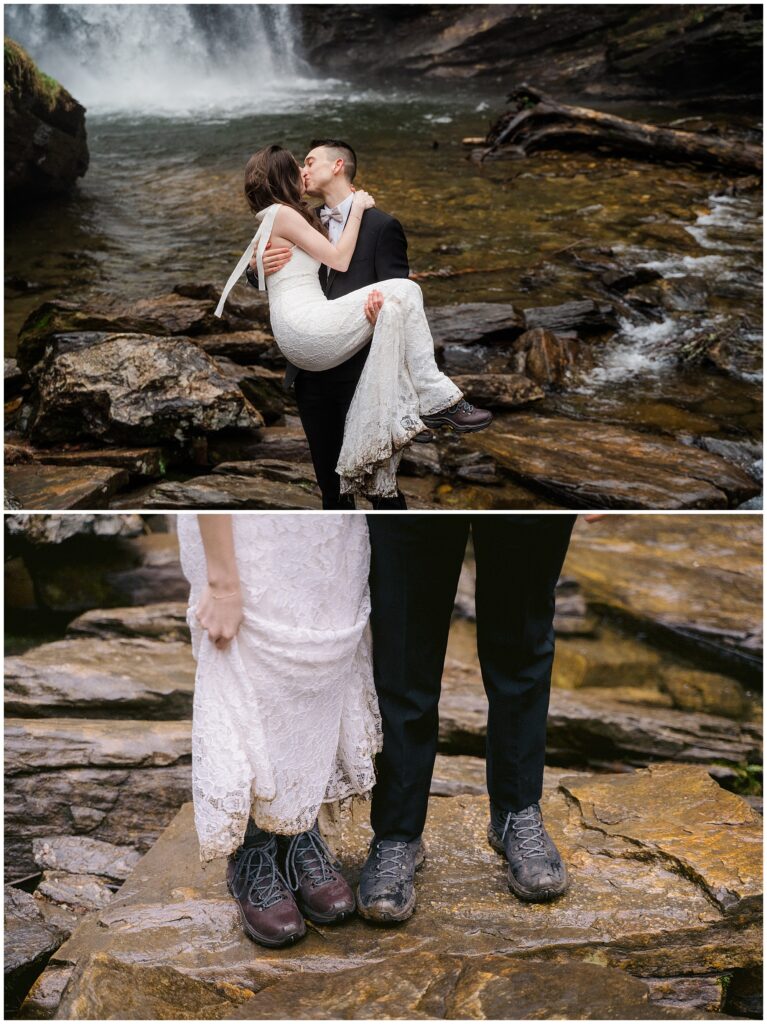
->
<box><xmin>364</xmin><ymin>289</ymin><xmax>384</xmax><ymax>326</ymax></box>
<box><xmin>251</xmin><ymin>241</ymin><xmax>293</xmax><ymax>278</ymax></box>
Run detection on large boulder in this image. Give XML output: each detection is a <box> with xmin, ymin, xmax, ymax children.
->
<box><xmin>24</xmin><ymin>764</ymin><xmax>761</xmax><ymax>1018</ymax></box>
<box><xmin>25</xmin><ymin>333</ymin><xmax>263</xmax><ymax>446</ymax></box>
<box><xmin>4</xmin><ymin>38</ymin><xmax>88</xmax><ymax>199</ymax></box>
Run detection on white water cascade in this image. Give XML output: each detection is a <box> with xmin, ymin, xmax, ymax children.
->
<box><xmin>5</xmin><ymin>3</ymin><xmax>323</xmax><ymax>116</ymax></box>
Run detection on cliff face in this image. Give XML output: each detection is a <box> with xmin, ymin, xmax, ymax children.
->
<box><xmin>298</xmin><ymin>4</ymin><xmax>762</xmax><ymax>101</ymax></box>
<box><xmin>4</xmin><ymin>37</ymin><xmax>89</xmax><ymax>200</ymax></box>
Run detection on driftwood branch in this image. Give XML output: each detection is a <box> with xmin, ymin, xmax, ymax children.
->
<box><xmin>477</xmin><ymin>84</ymin><xmax>762</xmax><ymax>174</ymax></box>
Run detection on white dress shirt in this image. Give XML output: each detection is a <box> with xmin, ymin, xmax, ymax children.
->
<box><xmin>321</xmin><ymin>192</ymin><xmax>355</xmax><ymax>244</ymax></box>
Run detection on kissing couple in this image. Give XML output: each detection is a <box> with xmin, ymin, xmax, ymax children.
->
<box><xmin>178</xmin><ymin>511</ymin><xmax>592</xmax><ymax>948</ymax></box>
<box><xmin>214</xmin><ymin>139</ymin><xmax>493</xmax><ymax>510</ymax></box>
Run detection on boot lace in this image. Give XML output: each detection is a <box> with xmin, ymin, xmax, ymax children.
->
<box><xmin>500</xmin><ymin>805</ymin><xmax>547</xmax><ymax>860</ymax></box>
<box><xmin>373</xmin><ymin>841</ymin><xmax>410</xmax><ymax>878</ymax></box>
<box><xmin>284</xmin><ymin>828</ymin><xmax>340</xmax><ymax>891</ymax></box>
<box><xmin>231</xmin><ymin>837</ymin><xmax>290</xmax><ymax>909</ymax></box>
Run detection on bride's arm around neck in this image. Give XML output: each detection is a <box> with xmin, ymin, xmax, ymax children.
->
<box><xmin>273</xmin><ymin>202</ymin><xmax>364</xmax><ymax>273</ymax></box>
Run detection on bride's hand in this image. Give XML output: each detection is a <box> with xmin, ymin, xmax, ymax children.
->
<box><xmin>195</xmin><ymin>582</ymin><xmax>244</xmax><ymax>650</ymax></box>
<box><xmin>351</xmin><ymin>189</ymin><xmax>375</xmax><ymax>212</ymax></box>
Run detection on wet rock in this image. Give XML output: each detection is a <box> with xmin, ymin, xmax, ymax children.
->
<box><xmin>6</xmin><ymin>356</ymin><xmax>26</xmax><ymax>397</ymax></box>
<box><xmin>659</xmin><ymin>668</ymin><xmax>749</xmax><ymax>720</ymax></box>
<box><xmin>7</xmin><ymin>530</ymin><xmax>186</xmax><ymax>614</ymax></box>
<box><xmin>509</xmin><ymin>327</ymin><xmax>590</xmax><ymax>387</ymax></box>
<box><xmin>4</xmin><ymin>38</ymin><xmax>89</xmax><ymax>200</ymax></box>
<box><xmin>4</xmin><ymin>637</ymin><xmax>195</xmax><ymax>719</ymax></box>
<box><xmin>523</xmin><ymin>299</ymin><xmax>617</xmax><ymax>334</ymax></box>
<box><xmin>452</xmin><ymin>372</ymin><xmax>544</xmax><ymax>408</ymax></box>
<box><xmin>211</xmin><ymin>357</ymin><xmax>289</xmax><ymax>425</ymax></box>
<box><xmin>399</xmin><ymin>442</ymin><xmax>443</xmax><ymax>477</ymax></box>
<box><xmin>66</xmin><ymin>602</ymin><xmax>190</xmax><ymax>643</ymax></box>
<box><xmin>26</xmin><ymin>333</ymin><xmax>263</xmax><ymax>446</ymax></box>
<box><xmin>439</xmin><ymin>657</ymin><xmax>761</xmax><ymax>769</ymax></box>
<box><xmin>5</xmin><ymin>718</ymin><xmax>192</xmax><ymax>877</ymax></box>
<box><xmin>705</xmin><ymin>324</ymin><xmax>763</xmax><ymax>382</ymax></box>
<box><xmin>5</xmin><ymin>441</ymin><xmax>36</xmax><ymax>465</ymax></box>
<box><xmin>231</xmin><ymin>954</ymin><xmax>703</xmax><ymax>1020</ymax></box>
<box><xmin>426</xmin><ymin>302</ymin><xmax>523</xmax><ymax>348</ymax></box>
<box><xmin>143</xmin><ymin>469</ymin><xmax>321</xmax><ymax>510</ymax></box>
<box><xmin>195</xmin><ymin>329</ymin><xmax>278</xmax><ymax>365</ymax></box>
<box><xmin>33</xmin><ymin>836</ymin><xmax>142</xmax><ymax>882</ymax></box>
<box><xmin>4</xmin><ymin>464</ymin><xmax>129</xmax><ymax>511</ymax></box>
<box><xmin>564</xmin><ymin>514</ymin><xmax>762</xmax><ymax>668</ymax></box>
<box><xmin>36</xmin><ymin>872</ymin><xmax>115</xmax><ymax>913</ymax></box>
<box><xmin>31</xmin><ymin>764</ymin><xmax>760</xmax><ymax>1018</ymax></box>
<box><xmin>601</xmin><ymin>265</ymin><xmax>662</xmax><ymax>292</ymax></box>
<box><xmin>208</xmin><ymin>420</ymin><xmax>311</xmax><ymax>465</ymax></box>
<box><xmin>452</xmin><ymin>451</ymin><xmax>500</xmax><ymax>485</ymax></box>
<box><xmin>693</xmin><ymin>437</ymin><xmax>762</xmax><ymax>484</ymax></box>
<box><xmin>554</xmin><ymin>629</ymin><xmax>662</xmax><ymax>690</ymax></box>
<box><xmin>5</xmin><ymin>513</ymin><xmax>144</xmax><ymax>545</ymax></box>
<box><xmin>467</xmin><ymin>413</ymin><xmax>760</xmax><ymax>509</ymax></box>
<box><xmin>4</xmin><ymin>885</ymin><xmax>67</xmax><ymax>1016</ymax></box>
<box><xmin>33</xmin><ymin>446</ymin><xmax>169</xmax><ymax>478</ymax></box>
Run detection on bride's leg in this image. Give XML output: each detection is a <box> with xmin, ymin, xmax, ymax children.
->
<box><xmin>374</xmin><ymin>279</ymin><xmax>462</xmax><ymax>415</ymax></box>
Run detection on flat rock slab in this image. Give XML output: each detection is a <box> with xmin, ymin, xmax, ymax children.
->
<box><xmin>32</xmin><ymin>764</ymin><xmax>760</xmax><ymax>1019</ymax></box>
<box><xmin>564</xmin><ymin>514</ymin><xmax>762</xmax><ymax>667</ymax></box>
<box><xmin>34</xmin><ymin>446</ymin><xmax>168</xmax><ymax>477</ymax></box>
<box><xmin>66</xmin><ymin>602</ymin><xmax>190</xmax><ymax>642</ymax></box>
<box><xmin>33</xmin><ymin>835</ymin><xmax>142</xmax><ymax>882</ymax></box>
<box><xmin>466</xmin><ymin>413</ymin><xmax>760</xmax><ymax>509</ymax></box>
<box><xmin>5</xmin><ymin>718</ymin><xmax>193</xmax><ymax>877</ymax></box>
<box><xmin>440</xmin><ymin>658</ymin><xmax>762</xmax><ymax>768</ymax></box>
<box><xmin>143</xmin><ymin>472</ymin><xmax>321</xmax><ymax>510</ymax></box>
<box><xmin>4</xmin><ymin>637</ymin><xmax>195</xmax><ymax>718</ymax></box>
<box><xmin>5</xmin><ymin>513</ymin><xmax>144</xmax><ymax>545</ymax></box>
<box><xmin>228</xmin><ymin>953</ymin><xmax>718</xmax><ymax>1020</ymax></box>
<box><xmin>4</xmin><ymin>464</ymin><xmax>129</xmax><ymax>510</ymax></box>
<box><xmin>426</xmin><ymin>302</ymin><xmax>523</xmax><ymax>347</ymax></box>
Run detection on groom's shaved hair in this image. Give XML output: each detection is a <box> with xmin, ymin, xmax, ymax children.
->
<box><xmin>309</xmin><ymin>138</ymin><xmax>357</xmax><ymax>182</ymax></box>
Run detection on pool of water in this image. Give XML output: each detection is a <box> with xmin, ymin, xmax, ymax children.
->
<box><xmin>5</xmin><ymin>80</ymin><xmax>762</xmax><ymax>445</ymax></box>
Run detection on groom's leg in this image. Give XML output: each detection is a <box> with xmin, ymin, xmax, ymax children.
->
<box><xmin>367</xmin><ymin>515</ymin><xmax>470</xmax><ymax>841</ymax></box>
<box><xmin>471</xmin><ymin>514</ymin><xmax>577</xmax><ymax>810</ymax></box>
<box><xmin>294</xmin><ymin>371</ymin><xmax>357</xmax><ymax>510</ymax></box>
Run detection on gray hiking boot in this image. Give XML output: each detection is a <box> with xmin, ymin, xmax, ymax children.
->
<box><xmin>356</xmin><ymin>837</ymin><xmax>426</xmax><ymax>923</ymax></box>
<box><xmin>488</xmin><ymin>801</ymin><xmax>569</xmax><ymax>902</ymax></box>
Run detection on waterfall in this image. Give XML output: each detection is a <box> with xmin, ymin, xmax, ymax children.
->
<box><xmin>5</xmin><ymin>3</ymin><xmax>319</xmax><ymax>116</ymax></box>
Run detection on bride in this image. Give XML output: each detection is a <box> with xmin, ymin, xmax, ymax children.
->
<box><xmin>178</xmin><ymin>512</ymin><xmax>381</xmax><ymax>948</ymax></box>
<box><xmin>214</xmin><ymin>145</ymin><xmax>492</xmax><ymax>499</ymax></box>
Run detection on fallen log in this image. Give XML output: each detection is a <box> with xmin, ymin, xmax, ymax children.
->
<box><xmin>477</xmin><ymin>83</ymin><xmax>762</xmax><ymax>174</ymax></box>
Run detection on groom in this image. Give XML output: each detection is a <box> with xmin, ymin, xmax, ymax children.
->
<box><xmin>247</xmin><ymin>138</ymin><xmax>484</xmax><ymax>509</ymax></box>
<box><xmin>357</xmin><ymin>513</ymin><xmax>594</xmax><ymax>921</ymax></box>
<box><xmin>247</xmin><ymin>138</ymin><xmax>409</xmax><ymax>510</ymax></box>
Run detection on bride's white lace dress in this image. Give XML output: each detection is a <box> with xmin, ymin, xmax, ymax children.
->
<box><xmin>177</xmin><ymin>513</ymin><xmax>381</xmax><ymax>865</ymax></box>
<box><xmin>215</xmin><ymin>203</ymin><xmax>462</xmax><ymax>497</ymax></box>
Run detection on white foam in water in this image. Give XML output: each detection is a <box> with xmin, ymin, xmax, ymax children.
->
<box><xmin>5</xmin><ymin>3</ymin><xmax>339</xmax><ymax>116</ymax></box>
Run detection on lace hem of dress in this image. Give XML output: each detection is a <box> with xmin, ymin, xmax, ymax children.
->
<box><xmin>195</xmin><ymin>767</ymin><xmax>378</xmax><ymax>867</ymax></box>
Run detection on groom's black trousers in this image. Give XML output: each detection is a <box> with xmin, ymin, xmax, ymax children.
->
<box><xmin>366</xmin><ymin>514</ymin><xmax>577</xmax><ymax>842</ymax></box>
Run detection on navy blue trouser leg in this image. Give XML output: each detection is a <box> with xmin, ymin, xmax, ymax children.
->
<box><xmin>367</xmin><ymin>514</ymin><xmax>576</xmax><ymax>840</ymax></box>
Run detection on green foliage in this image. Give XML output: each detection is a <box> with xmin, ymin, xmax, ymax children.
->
<box><xmin>715</xmin><ymin>760</ymin><xmax>763</xmax><ymax>797</ymax></box>
<box><xmin>4</xmin><ymin>35</ymin><xmax>63</xmax><ymax>109</ymax></box>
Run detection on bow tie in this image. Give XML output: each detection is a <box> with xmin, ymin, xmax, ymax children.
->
<box><xmin>320</xmin><ymin>206</ymin><xmax>345</xmax><ymax>226</ymax></box>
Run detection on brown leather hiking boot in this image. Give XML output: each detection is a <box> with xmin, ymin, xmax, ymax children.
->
<box><xmin>226</xmin><ymin>833</ymin><xmax>306</xmax><ymax>947</ymax></box>
<box><xmin>282</xmin><ymin>824</ymin><xmax>356</xmax><ymax>924</ymax></box>
<box><xmin>421</xmin><ymin>399</ymin><xmax>493</xmax><ymax>433</ymax></box>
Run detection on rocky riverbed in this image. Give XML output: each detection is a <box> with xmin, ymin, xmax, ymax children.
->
<box><xmin>4</xmin><ymin>513</ymin><xmax>762</xmax><ymax>1018</ymax></box>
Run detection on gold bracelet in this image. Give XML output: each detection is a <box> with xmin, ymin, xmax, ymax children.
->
<box><xmin>209</xmin><ymin>587</ymin><xmax>240</xmax><ymax>600</ymax></box>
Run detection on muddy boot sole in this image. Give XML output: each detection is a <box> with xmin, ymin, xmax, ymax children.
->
<box><xmin>226</xmin><ymin>878</ymin><xmax>306</xmax><ymax>947</ymax></box>
<box><xmin>356</xmin><ymin>846</ymin><xmax>426</xmax><ymax>924</ymax></box>
<box><xmin>487</xmin><ymin>824</ymin><xmax>570</xmax><ymax>903</ymax></box>
<box><xmin>422</xmin><ymin>412</ymin><xmax>494</xmax><ymax>434</ymax></box>
<box><xmin>298</xmin><ymin>901</ymin><xmax>356</xmax><ymax>925</ymax></box>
